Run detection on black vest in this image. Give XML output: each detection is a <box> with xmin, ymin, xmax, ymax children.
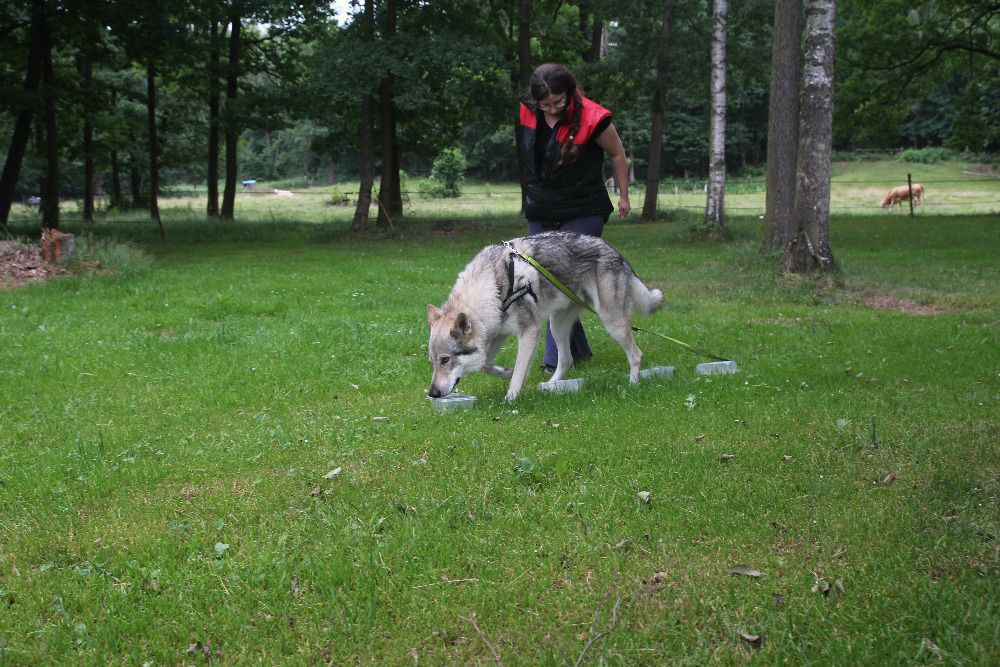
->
<box><xmin>518</xmin><ymin>95</ymin><xmax>614</xmax><ymax>225</ymax></box>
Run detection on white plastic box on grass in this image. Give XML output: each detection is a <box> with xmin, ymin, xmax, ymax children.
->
<box><xmin>695</xmin><ymin>360</ymin><xmax>739</xmax><ymax>376</ymax></box>
<box><xmin>427</xmin><ymin>392</ymin><xmax>476</xmax><ymax>413</ymax></box>
<box><xmin>640</xmin><ymin>365</ymin><xmax>675</xmax><ymax>379</ymax></box>
<box><xmin>538</xmin><ymin>377</ymin><xmax>584</xmax><ymax>393</ymax></box>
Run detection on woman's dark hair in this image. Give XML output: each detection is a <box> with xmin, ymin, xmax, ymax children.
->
<box><xmin>530</xmin><ymin>63</ymin><xmax>584</xmax><ymax>166</ymax></box>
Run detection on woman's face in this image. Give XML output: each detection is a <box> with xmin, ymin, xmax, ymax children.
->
<box><xmin>536</xmin><ymin>93</ymin><xmax>567</xmax><ymax>116</ymax></box>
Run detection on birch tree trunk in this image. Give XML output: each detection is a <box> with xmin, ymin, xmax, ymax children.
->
<box><xmin>641</xmin><ymin>0</ymin><xmax>677</xmax><ymax>222</ymax></box>
<box><xmin>206</xmin><ymin>18</ymin><xmax>221</xmax><ymax>217</ymax></box>
<box><xmin>352</xmin><ymin>0</ymin><xmax>375</xmax><ymax>232</ymax></box>
<box><xmin>785</xmin><ymin>0</ymin><xmax>837</xmax><ymax>273</ymax></box>
<box><xmin>221</xmin><ymin>15</ymin><xmax>242</xmax><ymax>221</ymax></box>
<box><xmin>704</xmin><ymin>0</ymin><xmax>727</xmax><ymax>236</ymax></box>
<box><xmin>764</xmin><ymin>0</ymin><xmax>802</xmax><ymax>249</ymax></box>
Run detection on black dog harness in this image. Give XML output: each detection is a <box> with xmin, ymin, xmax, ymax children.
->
<box><xmin>499</xmin><ymin>249</ymin><xmax>537</xmax><ymax>312</ymax></box>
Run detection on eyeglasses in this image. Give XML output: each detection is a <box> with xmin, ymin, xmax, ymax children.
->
<box><xmin>536</xmin><ymin>97</ymin><xmax>567</xmax><ymax>112</ymax></box>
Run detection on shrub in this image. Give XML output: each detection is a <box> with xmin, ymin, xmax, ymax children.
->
<box><xmin>75</xmin><ymin>234</ymin><xmax>153</xmax><ymax>279</ymax></box>
<box><xmin>896</xmin><ymin>147</ymin><xmax>959</xmax><ymax>164</ymax></box>
<box><xmin>420</xmin><ymin>147</ymin><xmax>467</xmax><ymax>198</ymax></box>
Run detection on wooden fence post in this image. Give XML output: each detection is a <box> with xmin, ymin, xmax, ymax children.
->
<box><xmin>907</xmin><ymin>173</ymin><xmax>914</xmax><ymax>218</ymax></box>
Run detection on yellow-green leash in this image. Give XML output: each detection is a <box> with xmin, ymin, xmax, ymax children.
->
<box><xmin>505</xmin><ymin>241</ymin><xmax>731</xmax><ymax>363</ymax></box>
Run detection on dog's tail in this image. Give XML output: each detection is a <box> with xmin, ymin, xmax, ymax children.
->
<box><xmin>630</xmin><ymin>279</ymin><xmax>664</xmax><ymax>316</ymax></box>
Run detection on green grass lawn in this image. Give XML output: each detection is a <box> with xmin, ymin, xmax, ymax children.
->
<box><xmin>1</xmin><ymin>160</ymin><xmax>998</xmax><ymax>664</ymax></box>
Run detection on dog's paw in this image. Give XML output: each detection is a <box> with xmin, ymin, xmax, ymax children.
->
<box><xmin>485</xmin><ymin>365</ymin><xmax>514</xmax><ymax>379</ymax></box>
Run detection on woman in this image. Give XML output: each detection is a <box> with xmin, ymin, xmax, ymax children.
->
<box><xmin>518</xmin><ymin>63</ymin><xmax>631</xmax><ymax>373</ymax></box>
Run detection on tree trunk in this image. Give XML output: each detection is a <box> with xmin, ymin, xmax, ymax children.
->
<box><xmin>764</xmin><ymin>0</ymin><xmax>802</xmax><ymax>249</ymax></box>
<box><xmin>785</xmin><ymin>0</ymin><xmax>837</xmax><ymax>273</ymax></box>
<box><xmin>579</xmin><ymin>1</ymin><xmax>603</xmax><ymax>63</ymax></box>
<box><xmin>515</xmin><ymin>0</ymin><xmax>532</xmax><ymax>213</ymax></box>
<box><xmin>108</xmin><ymin>86</ymin><xmax>124</xmax><ymax>210</ymax></box>
<box><xmin>352</xmin><ymin>0</ymin><xmax>376</xmax><ymax>232</ymax></box>
<box><xmin>221</xmin><ymin>16</ymin><xmax>242</xmax><ymax>220</ymax></box>
<box><xmin>376</xmin><ymin>0</ymin><xmax>401</xmax><ymax>228</ymax></box>
<box><xmin>641</xmin><ymin>0</ymin><xmax>677</xmax><ymax>222</ymax></box>
<box><xmin>129</xmin><ymin>161</ymin><xmax>143</xmax><ymax>209</ymax></box>
<box><xmin>704</xmin><ymin>0</ymin><xmax>728</xmax><ymax>236</ymax></box>
<box><xmin>207</xmin><ymin>19</ymin><xmax>221</xmax><ymax>217</ymax></box>
<box><xmin>353</xmin><ymin>94</ymin><xmax>376</xmax><ymax>232</ymax></box>
<box><xmin>40</xmin><ymin>10</ymin><xmax>58</xmax><ymax>229</ymax></box>
<box><xmin>110</xmin><ymin>148</ymin><xmax>123</xmax><ymax>209</ymax></box>
<box><xmin>146</xmin><ymin>60</ymin><xmax>164</xmax><ymax>238</ymax></box>
<box><xmin>0</xmin><ymin>0</ymin><xmax>44</xmax><ymax>226</ymax></box>
<box><xmin>78</xmin><ymin>54</ymin><xmax>95</xmax><ymax>222</ymax></box>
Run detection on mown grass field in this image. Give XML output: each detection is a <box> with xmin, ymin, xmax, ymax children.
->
<box><xmin>7</xmin><ymin>157</ymin><xmax>998</xmax><ymax>226</ymax></box>
<box><xmin>0</xmin><ymin>160</ymin><xmax>998</xmax><ymax>665</ymax></box>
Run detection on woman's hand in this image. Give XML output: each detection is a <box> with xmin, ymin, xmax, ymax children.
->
<box><xmin>618</xmin><ymin>195</ymin><xmax>631</xmax><ymax>218</ymax></box>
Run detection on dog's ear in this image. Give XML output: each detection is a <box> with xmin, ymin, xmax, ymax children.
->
<box><xmin>451</xmin><ymin>312</ymin><xmax>473</xmax><ymax>339</ymax></box>
<box><xmin>427</xmin><ymin>304</ymin><xmax>442</xmax><ymax>326</ymax></box>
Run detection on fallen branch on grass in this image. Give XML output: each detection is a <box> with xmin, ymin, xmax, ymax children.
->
<box><xmin>574</xmin><ymin>594</ymin><xmax>623</xmax><ymax>667</ymax></box>
<box><xmin>459</xmin><ymin>613</ymin><xmax>504</xmax><ymax>667</ymax></box>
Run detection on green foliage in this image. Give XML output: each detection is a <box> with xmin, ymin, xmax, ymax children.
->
<box><xmin>419</xmin><ymin>147</ymin><xmax>467</xmax><ymax>199</ymax></box>
<box><xmin>896</xmin><ymin>147</ymin><xmax>960</xmax><ymax>164</ymax></box>
<box><xmin>835</xmin><ymin>0</ymin><xmax>999</xmax><ymax>151</ymax></box>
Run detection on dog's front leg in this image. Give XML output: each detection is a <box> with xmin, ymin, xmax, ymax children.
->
<box><xmin>505</xmin><ymin>325</ymin><xmax>541</xmax><ymax>402</ymax></box>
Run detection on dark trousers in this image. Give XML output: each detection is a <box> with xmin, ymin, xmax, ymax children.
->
<box><xmin>527</xmin><ymin>215</ymin><xmax>606</xmax><ymax>367</ymax></box>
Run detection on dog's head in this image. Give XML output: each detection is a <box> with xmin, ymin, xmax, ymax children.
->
<box><xmin>427</xmin><ymin>305</ymin><xmax>485</xmax><ymax>398</ymax></box>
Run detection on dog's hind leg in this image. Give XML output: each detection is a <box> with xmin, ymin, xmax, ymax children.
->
<box><xmin>601</xmin><ymin>317</ymin><xmax>644</xmax><ymax>384</ymax></box>
<box><xmin>547</xmin><ymin>311</ymin><xmax>577</xmax><ymax>382</ymax></box>
<box><xmin>505</xmin><ymin>325</ymin><xmax>541</xmax><ymax>402</ymax></box>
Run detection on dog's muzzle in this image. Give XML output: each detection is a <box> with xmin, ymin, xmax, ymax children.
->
<box><xmin>428</xmin><ymin>378</ymin><xmax>458</xmax><ymax>399</ymax></box>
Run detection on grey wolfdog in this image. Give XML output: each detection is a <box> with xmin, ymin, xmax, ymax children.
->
<box><xmin>427</xmin><ymin>231</ymin><xmax>664</xmax><ymax>402</ymax></box>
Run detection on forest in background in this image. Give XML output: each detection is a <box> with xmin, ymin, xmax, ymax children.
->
<box><xmin>0</xmin><ymin>0</ymin><xmax>996</xmax><ymax>204</ymax></box>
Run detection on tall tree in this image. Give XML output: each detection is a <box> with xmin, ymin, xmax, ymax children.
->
<box><xmin>704</xmin><ymin>0</ymin><xmax>727</xmax><ymax>236</ymax></box>
<box><xmin>763</xmin><ymin>0</ymin><xmax>801</xmax><ymax>249</ymax></box>
<box><xmin>785</xmin><ymin>0</ymin><xmax>837</xmax><ymax>273</ymax></box>
<box><xmin>352</xmin><ymin>0</ymin><xmax>375</xmax><ymax>232</ymax></box>
<box><xmin>38</xmin><ymin>0</ymin><xmax>58</xmax><ymax>229</ymax></box>
<box><xmin>206</xmin><ymin>16</ymin><xmax>222</xmax><ymax>217</ymax></box>
<box><xmin>376</xmin><ymin>0</ymin><xmax>401</xmax><ymax>228</ymax></box>
<box><xmin>146</xmin><ymin>59</ymin><xmax>163</xmax><ymax>235</ymax></box>
<box><xmin>578</xmin><ymin>0</ymin><xmax>605</xmax><ymax>63</ymax></box>
<box><xmin>0</xmin><ymin>0</ymin><xmax>44</xmax><ymax>226</ymax></box>
<box><xmin>220</xmin><ymin>12</ymin><xmax>242</xmax><ymax>220</ymax></box>
<box><xmin>641</xmin><ymin>0</ymin><xmax>677</xmax><ymax>222</ymax></box>
<box><xmin>76</xmin><ymin>47</ymin><xmax>96</xmax><ymax>222</ymax></box>
<box><xmin>836</xmin><ymin>0</ymin><xmax>1000</xmax><ymax>150</ymax></box>
<box><xmin>515</xmin><ymin>0</ymin><xmax>532</xmax><ymax>212</ymax></box>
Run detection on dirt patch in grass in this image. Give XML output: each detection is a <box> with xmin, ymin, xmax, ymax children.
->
<box><xmin>0</xmin><ymin>240</ymin><xmax>68</xmax><ymax>290</ymax></box>
<box><xmin>864</xmin><ymin>294</ymin><xmax>954</xmax><ymax>315</ymax></box>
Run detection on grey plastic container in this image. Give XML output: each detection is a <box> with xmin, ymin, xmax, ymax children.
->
<box><xmin>640</xmin><ymin>365</ymin><xmax>675</xmax><ymax>379</ymax></box>
<box><xmin>538</xmin><ymin>377</ymin><xmax>584</xmax><ymax>393</ymax></box>
<box><xmin>695</xmin><ymin>360</ymin><xmax>739</xmax><ymax>375</ymax></box>
<box><xmin>427</xmin><ymin>392</ymin><xmax>476</xmax><ymax>413</ymax></box>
